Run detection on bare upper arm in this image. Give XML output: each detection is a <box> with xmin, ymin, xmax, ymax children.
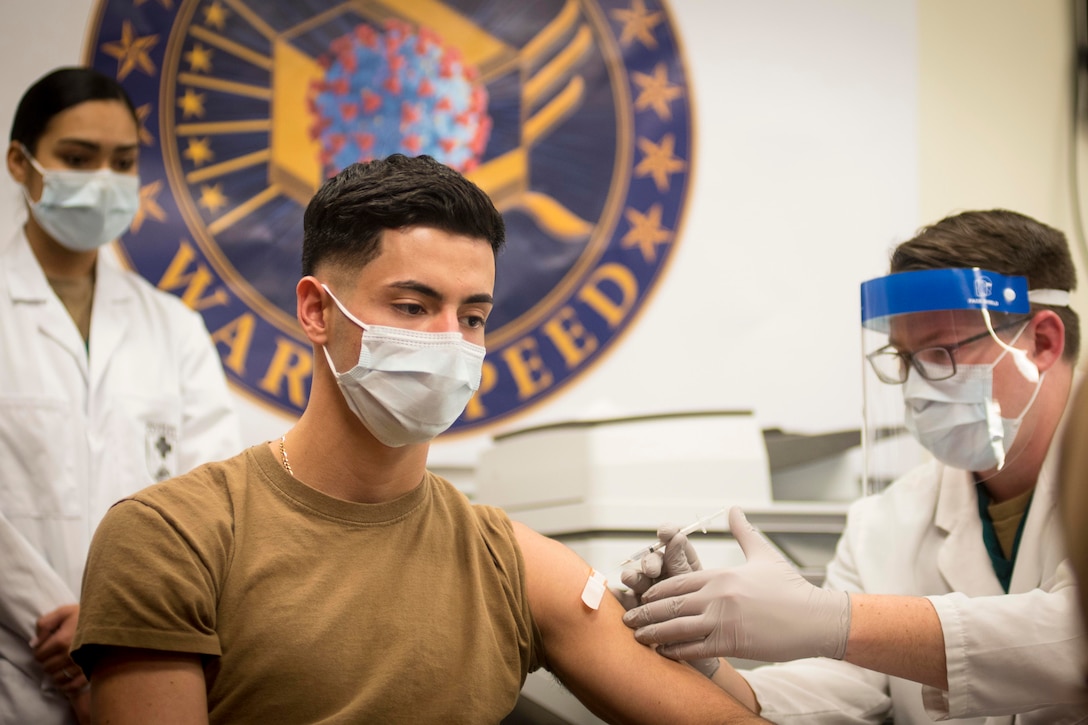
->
<box><xmin>512</xmin><ymin>522</ymin><xmax>766</xmax><ymax>724</ymax></box>
<box><xmin>91</xmin><ymin>647</ymin><xmax>208</xmax><ymax>725</ymax></box>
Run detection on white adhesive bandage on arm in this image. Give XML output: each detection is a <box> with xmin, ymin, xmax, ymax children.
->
<box><xmin>581</xmin><ymin>570</ymin><xmax>608</xmax><ymax>610</ymax></box>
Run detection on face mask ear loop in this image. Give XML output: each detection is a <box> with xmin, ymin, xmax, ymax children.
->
<box><xmin>320</xmin><ymin>283</ymin><xmax>369</xmax><ymax>331</ymax></box>
<box><xmin>17</xmin><ymin>144</ymin><xmax>47</xmax><ymax>176</ymax></box>
<box><xmin>16</xmin><ymin>144</ymin><xmax>45</xmax><ymax>207</ymax></box>
<box><xmin>320</xmin><ymin>345</ymin><xmax>343</xmax><ymax>377</ymax></box>
<box><xmin>983</xmin><ymin>395</ymin><xmax>1007</xmax><ymax>471</ymax></box>
<box><xmin>979</xmin><ymin>308</ymin><xmax>1039</xmax><ymax>383</ymax></box>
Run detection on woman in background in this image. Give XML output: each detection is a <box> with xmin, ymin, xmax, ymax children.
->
<box><xmin>0</xmin><ymin>66</ymin><xmax>240</xmax><ymax>724</ymax></box>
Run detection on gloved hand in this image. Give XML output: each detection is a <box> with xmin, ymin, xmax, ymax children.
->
<box><xmin>612</xmin><ymin>523</ymin><xmax>704</xmax><ymax>609</ymax></box>
<box><xmin>622</xmin><ymin>506</ymin><xmax>851</xmax><ymax>664</ymax></box>
<box><xmin>611</xmin><ymin>523</ymin><xmax>719</xmax><ymax>678</ymax></box>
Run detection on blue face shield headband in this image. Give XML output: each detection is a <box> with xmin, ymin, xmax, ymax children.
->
<box><xmin>862</xmin><ymin>268</ymin><xmax>1033</xmax><ymax>331</ymax></box>
<box><xmin>861</xmin><ymin>268</ymin><xmax>1069</xmax><ymax>383</ymax></box>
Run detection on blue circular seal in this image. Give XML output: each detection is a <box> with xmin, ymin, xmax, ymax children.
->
<box><xmin>85</xmin><ymin>0</ymin><xmax>694</xmax><ymax>436</ymax></box>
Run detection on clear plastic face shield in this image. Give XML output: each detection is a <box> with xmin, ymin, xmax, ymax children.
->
<box><xmin>860</xmin><ymin>268</ymin><xmax>1068</xmax><ymax>493</ymax></box>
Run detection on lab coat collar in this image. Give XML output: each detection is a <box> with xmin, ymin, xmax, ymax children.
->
<box><xmin>1007</xmin><ymin>375</ymin><xmax>1078</xmax><ymax>593</ymax></box>
<box><xmin>3</xmin><ymin>228</ymin><xmax>52</xmax><ymax>304</ymax></box>
<box><xmin>87</xmin><ymin>247</ymin><xmax>136</xmax><ymax>387</ymax></box>
<box><xmin>3</xmin><ymin>229</ymin><xmax>88</xmax><ymax>374</ymax></box>
<box><xmin>3</xmin><ymin>229</ymin><xmax>135</xmax><ymax>384</ymax></box>
<box><xmin>4</xmin><ymin>229</ymin><xmax>135</xmax><ymax>303</ymax></box>
<box><xmin>933</xmin><ymin>464</ymin><xmax>1004</xmax><ymax>596</ymax></box>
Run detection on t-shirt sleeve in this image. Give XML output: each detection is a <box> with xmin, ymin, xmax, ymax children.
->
<box><xmin>72</xmin><ymin>495</ymin><xmax>226</xmax><ymax>674</ymax></box>
<box><xmin>472</xmin><ymin>504</ymin><xmax>547</xmax><ymax>673</ymax></box>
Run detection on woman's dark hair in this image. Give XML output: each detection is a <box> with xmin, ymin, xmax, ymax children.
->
<box><xmin>10</xmin><ymin>67</ymin><xmax>138</xmax><ymax>154</ymax></box>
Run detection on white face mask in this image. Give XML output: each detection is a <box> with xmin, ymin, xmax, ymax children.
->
<box><xmin>320</xmin><ymin>284</ymin><xmax>486</xmax><ymax>448</ymax></box>
<box><xmin>20</xmin><ymin>145</ymin><xmax>140</xmax><ymax>252</ymax></box>
<box><xmin>903</xmin><ymin>340</ymin><xmax>1043</xmax><ymax>472</ymax></box>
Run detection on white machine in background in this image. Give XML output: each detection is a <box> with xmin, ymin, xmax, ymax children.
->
<box><xmin>478</xmin><ymin>410</ymin><xmax>773</xmax><ymax>533</ymax></box>
<box><xmin>477</xmin><ymin>411</ymin><xmax>858</xmax><ymax>725</ymax></box>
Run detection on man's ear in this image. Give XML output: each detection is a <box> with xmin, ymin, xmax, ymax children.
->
<box><xmin>296</xmin><ymin>276</ymin><xmax>329</xmax><ymax>345</ymax></box>
<box><xmin>1028</xmin><ymin>309</ymin><xmax>1065</xmax><ymax>373</ymax></box>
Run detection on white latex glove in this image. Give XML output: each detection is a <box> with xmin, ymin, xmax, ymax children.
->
<box><xmin>612</xmin><ymin>523</ymin><xmax>705</xmax><ymax>607</ymax></box>
<box><xmin>622</xmin><ymin>506</ymin><xmax>851</xmax><ymax>663</ymax></box>
<box><xmin>611</xmin><ymin>524</ymin><xmax>720</xmax><ymax>678</ymax></box>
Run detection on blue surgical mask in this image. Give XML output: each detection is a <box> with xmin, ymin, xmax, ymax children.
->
<box><xmin>20</xmin><ymin>145</ymin><xmax>140</xmax><ymax>252</ymax></box>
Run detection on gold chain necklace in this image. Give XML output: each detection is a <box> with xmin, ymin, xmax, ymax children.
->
<box><xmin>279</xmin><ymin>434</ymin><xmax>293</xmax><ymax>475</ymax></box>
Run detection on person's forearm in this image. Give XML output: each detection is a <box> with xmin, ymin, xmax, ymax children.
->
<box><xmin>92</xmin><ymin>650</ymin><xmax>209</xmax><ymax>725</ymax></box>
<box><xmin>708</xmin><ymin>659</ymin><xmax>760</xmax><ymax>712</ymax></box>
<box><xmin>843</xmin><ymin>593</ymin><xmax>947</xmax><ymax>690</ymax></box>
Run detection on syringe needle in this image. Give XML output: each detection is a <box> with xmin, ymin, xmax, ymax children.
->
<box><xmin>617</xmin><ymin>506</ymin><xmax>730</xmax><ymax>569</ymax></box>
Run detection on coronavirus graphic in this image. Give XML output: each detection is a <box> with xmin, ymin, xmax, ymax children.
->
<box><xmin>309</xmin><ymin>20</ymin><xmax>492</xmax><ymax>177</ymax></box>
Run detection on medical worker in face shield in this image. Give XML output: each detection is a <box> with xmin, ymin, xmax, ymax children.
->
<box><xmin>620</xmin><ymin>209</ymin><xmax>1088</xmax><ymax>724</ymax></box>
<box><xmin>0</xmin><ymin>67</ymin><xmax>240</xmax><ymax>724</ymax></box>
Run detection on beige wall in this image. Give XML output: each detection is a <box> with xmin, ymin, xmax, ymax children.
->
<box><xmin>918</xmin><ymin>0</ymin><xmax>1088</xmax><ymax>365</ymax></box>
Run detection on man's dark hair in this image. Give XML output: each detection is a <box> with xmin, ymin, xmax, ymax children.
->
<box><xmin>11</xmin><ymin>67</ymin><xmax>138</xmax><ymax>154</ymax></box>
<box><xmin>891</xmin><ymin>209</ymin><xmax>1080</xmax><ymax>360</ymax></box>
<box><xmin>302</xmin><ymin>154</ymin><xmax>505</xmax><ymax>277</ymax></box>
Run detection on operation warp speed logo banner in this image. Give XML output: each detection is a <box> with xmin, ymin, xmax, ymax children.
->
<box><xmin>84</xmin><ymin>0</ymin><xmax>694</xmax><ymax>436</ymax></box>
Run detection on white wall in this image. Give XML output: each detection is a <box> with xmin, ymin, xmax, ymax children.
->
<box><xmin>1</xmin><ymin>0</ymin><xmax>1080</xmax><ymax>491</ymax></box>
<box><xmin>432</xmin><ymin>0</ymin><xmax>921</xmax><ymax>474</ymax></box>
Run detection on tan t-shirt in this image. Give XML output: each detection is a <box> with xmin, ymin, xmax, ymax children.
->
<box><xmin>74</xmin><ymin>444</ymin><xmax>544</xmax><ymax>723</ymax></box>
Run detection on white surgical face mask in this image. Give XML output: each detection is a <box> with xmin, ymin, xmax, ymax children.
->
<box><xmin>20</xmin><ymin>145</ymin><xmax>140</xmax><ymax>252</ymax></box>
<box><xmin>320</xmin><ymin>284</ymin><xmax>485</xmax><ymax>447</ymax></box>
<box><xmin>903</xmin><ymin>337</ymin><xmax>1043</xmax><ymax>472</ymax></box>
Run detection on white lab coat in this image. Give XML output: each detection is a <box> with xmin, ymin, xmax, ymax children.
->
<box><xmin>743</xmin><ymin>433</ymin><xmax>1088</xmax><ymax>724</ymax></box>
<box><xmin>0</xmin><ymin>229</ymin><xmax>241</xmax><ymax>722</ymax></box>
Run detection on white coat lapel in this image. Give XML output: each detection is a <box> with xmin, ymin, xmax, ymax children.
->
<box><xmin>934</xmin><ymin>465</ymin><xmax>1005</xmax><ymax>596</ymax></box>
<box><xmin>4</xmin><ymin>231</ymin><xmax>89</xmax><ymax>382</ymax></box>
<box><xmin>1009</xmin><ymin>399</ymin><xmax>1073</xmax><ymax>593</ymax></box>
<box><xmin>87</xmin><ymin>254</ymin><xmax>133</xmax><ymax>393</ymax></box>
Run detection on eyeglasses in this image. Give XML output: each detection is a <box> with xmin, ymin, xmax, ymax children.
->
<box><xmin>866</xmin><ymin>317</ymin><xmax>1030</xmax><ymax>384</ymax></box>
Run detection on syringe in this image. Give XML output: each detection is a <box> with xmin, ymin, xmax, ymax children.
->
<box><xmin>618</xmin><ymin>506</ymin><xmax>730</xmax><ymax>568</ymax></box>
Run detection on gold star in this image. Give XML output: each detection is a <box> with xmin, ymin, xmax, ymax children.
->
<box><xmin>611</xmin><ymin>0</ymin><xmax>662</xmax><ymax>49</ymax></box>
<box><xmin>621</xmin><ymin>204</ymin><xmax>671</xmax><ymax>264</ymax></box>
<box><xmin>134</xmin><ymin>104</ymin><xmax>155</xmax><ymax>146</ymax></box>
<box><xmin>184</xmin><ymin>137</ymin><xmax>215</xmax><ymax>167</ymax></box>
<box><xmin>177</xmin><ymin>88</ymin><xmax>206</xmax><ymax>119</ymax></box>
<box><xmin>185</xmin><ymin>43</ymin><xmax>214</xmax><ymax>74</ymax></box>
<box><xmin>203</xmin><ymin>1</ymin><xmax>230</xmax><ymax>31</ymax></box>
<box><xmin>633</xmin><ymin>63</ymin><xmax>683</xmax><ymax>120</ymax></box>
<box><xmin>131</xmin><ymin>180</ymin><xmax>167</xmax><ymax>233</ymax></box>
<box><xmin>101</xmin><ymin>20</ymin><xmax>159</xmax><ymax>81</ymax></box>
<box><xmin>199</xmin><ymin>184</ymin><xmax>228</xmax><ymax>214</ymax></box>
<box><xmin>634</xmin><ymin>133</ymin><xmax>686</xmax><ymax>192</ymax></box>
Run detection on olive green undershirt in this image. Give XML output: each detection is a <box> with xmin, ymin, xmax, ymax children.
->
<box><xmin>976</xmin><ymin>483</ymin><xmax>1034</xmax><ymax>593</ymax></box>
